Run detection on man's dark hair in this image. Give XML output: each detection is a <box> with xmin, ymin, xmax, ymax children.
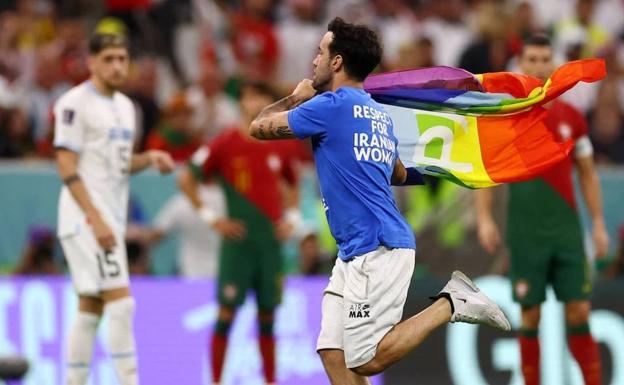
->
<box><xmin>327</xmin><ymin>17</ymin><xmax>382</xmax><ymax>81</ymax></box>
<box><xmin>521</xmin><ymin>34</ymin><xmax>552</xmax><ymax>54</ymax></box>
<box><xmin>88</xmin><ymin>33</ymin><xmax>129</xmax><ymax>55</ymax></box>
<box><xmin>239</xmin><ymin>80</ymin><xmax>280</xmax><ymax>102</ymax></box>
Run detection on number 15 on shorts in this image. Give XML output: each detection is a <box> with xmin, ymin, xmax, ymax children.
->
<box><xmin>96</xmin><ymin>251</ymin><xmax>121</xmax><ymax>278</ymax></box>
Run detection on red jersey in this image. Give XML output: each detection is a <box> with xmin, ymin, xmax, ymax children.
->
<box><xmin>230</xmin><ymin>12</ymin><xmax>279</xmax><ymax>78</ymax></box>
<box><xmin>539</xmin><ymin>100</ymin><xmax>589</xmax><ymax>209</ymax></box>
<box><xmin>146</xmin><ymin>127</ymin><xmax>200</xmax><ymax>162</ymax></box>
<box><xmin>190</xmin><ymin>128</ymin><xmax>296</xmax><ymax>223</ymax></box>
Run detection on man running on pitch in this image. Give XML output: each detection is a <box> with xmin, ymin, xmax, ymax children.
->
<box><xmin>249</xmin><ymin>17</ymin><xmax>510</xmax><ymax>384</ymax></box>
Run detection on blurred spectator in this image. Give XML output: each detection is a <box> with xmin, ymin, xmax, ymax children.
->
<box><xmin>186</xmin><ymin>61</ymin><xmax>239</xmax><ymax>138</ymax></box>
<box><xmin>588</xmin><ymin>79</ymin><xmax>624</xmax><ymax>164</ymax></box>
<box><xmin>55</xmin><ymin>17</ymin><xmax>90</xmax><ymax>85</ymax></box>
<box><xmin>603</xmin><ymin>224</ymin><xmax>624</xmax><ymax>278</ymax></box>
<box><xmin>26</xmin><ymin>45</ymin><xmax>71</xmax><ymax>156</ymax></box>
<box><xmin>586</xmin><ymin>43</ymin><xmax>624</xmax><ymax>164</ymax></box>
<box><xmin>104</xmin><ymin>0</ymin><xmax>154</xmax><ymax>54</ymax></box>
<box><xmin>148</xmin><ymin>0</ymin><xmax>193</xmax><ymax>85</ymax></box>
<box><xmin>326</xmin><ymin>0</ymin><xmax>375</xmax><ymax>25</ymax></box>
<box><xmin>13</xmin><ymin>0</ymin><xmax>56</xmax><ymax>50</ymax></box>
<box><xmin>371</xmin><ymin>0</ymin><xmax>419</xmax><ymax>70</ymax></box>
<box><xmin>459</xmin><ymin>1</ymin><xmax>511</xmax><ymax>73</ymax></box>
<box><xmin>298</xmin><ymin>232</ymin><xmax>330</xmax><ymax>275</ymax></box>
<box><xmin>125</xmin><ymin>55</ymin><xmax>160</xmax><ymax>150</ymax></box>
<box><xmin>505</xmin><ymin>1</ymin><xmax>539</xmax><ymax>57</ymax></box>
<box><xmin>146</xmin><ymin>91</ymin><xmax>200</xmax><ymax>162</ymax></box>
<box><xmin>230</xmin><ymin>0</ymin><xmax>279</xmax><ymax>81</ymax></box>
<box><xmin>391</xmin><ymin>36</ymin><xmax>435</xmax><ymax>71</ymax></box>
<box><xmin>13</xmin><ymin>225</ymin><xmax>61</xmax><ymax>275</ymax></box>
<box><xmin>554</xmin><ymin>0</ymin><xmax>609</xmax><ymax>59</ymax></box>
<box><xmin>192</xmin><ymin>0</ymin><xmax>237</xmax><ymax>77</ymax></box>
<box><xmin>421</xmin><ymin>0</ymin><xmax>473</xmax><ymax>67</ymax></box>
<box><xmin>147</xmin><ymin>184</ymin><xmax>225</xmax><ymax>278</ymax></box>
<box><xmin>0</xmin><ymin>11</ymin><xmax>35</xmax><ymax>104</ymax></box>
<box><xmin>513</xmin><ymin>0</ymin><xmax>573</xmax><ymax>30</ymax></box>
<box><xmin>276</xmin><ymin>0</ymin><xmax>324</xmax><ymax>90</ymax></box>
<box><xmin>592</xmin><ymin>0</ymin><xmax>624</xmax><ymax>38</ymax></box>
<box><xmin>0</xmin><ymin>107</ymin><xmax>33</xmax><ymax>158</ymax></box>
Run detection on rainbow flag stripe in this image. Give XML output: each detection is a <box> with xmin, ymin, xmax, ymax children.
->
<box><xmin>363</xmin><ymin>59</ymin><xmax>606</xmax><ymax>188</ymax></box>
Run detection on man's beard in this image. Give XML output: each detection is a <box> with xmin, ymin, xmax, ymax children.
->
<box><xmin>104</xmin><ymin>76</ymin><xmax>124</xmax><ymax>92</ymax></box>
<box><xmin>312</xmin><ymin>72</ymin><xmax>332</xmax><ymax>93</ymax></box>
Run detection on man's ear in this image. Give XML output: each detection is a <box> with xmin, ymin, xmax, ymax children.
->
<box><xmin>331</xmin><ymin>54</ymin><xmax>343</xmax><ymax>72</ymax></box>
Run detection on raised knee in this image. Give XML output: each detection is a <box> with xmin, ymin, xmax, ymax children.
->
<box><xmin>351</xmin><ymin>360</ymin><xmax>384</xmax><ymax>376</ymax></box>
<box><xmin>319</xmin><ymin>349</ymin><xmax>341</xmax><ymax>363</ymax></box>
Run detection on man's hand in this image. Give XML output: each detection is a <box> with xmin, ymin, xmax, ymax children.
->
<box><xmin>148</xmin><ymin>150</ymin><xmax>175</xmax><ymax>173</ymax></box>
<box><xmin>213</xmin><ymin>218</ymin><xmax>247</xmax><ymax>241</ymax></box>
<box><xmin>593</xmin><ymin>220</ymin><xmax>610</xmax><ymax>259</ymax></box>
<box><xmin>275</xmin><ymin>220</ymin><xmax>295</xmax><ymax>241</ymax></box>
<box><xmin>292</xmin><ymin>79</ymin><xmax>316</xmax><ymax>104</ymax></box>
<box><xmin>90</xmin><ymin>214</ymin><xmax>116</xmax><ymax>251</ymax></box>
<box><xmin>274</xmin><ymin>208</ymin><xmax>302</xmax><ymax>241</ymax></box>
<box><xmin>477</xmin><ymin>218</ymin><xmax>501</xmax><ymax>255</ymax></box>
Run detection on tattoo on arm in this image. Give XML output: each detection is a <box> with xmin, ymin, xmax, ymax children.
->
<box><xmin>257</xmin><ymin>95</ymin><xmax>300</xmax><ymax>119</ymax></box>
<box><xmin>251</xmin><ymin>94</ymin><xmax>301</xmax><ymax>139</ymax></box>
<box><xmin>256</xmin><ymin>121</ymin><xmax>294</xmax><ymax>139</ymax></box>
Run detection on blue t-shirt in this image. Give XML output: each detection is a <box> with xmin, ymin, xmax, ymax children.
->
<box><xmin>288</xmin><ymin>87</ymin><xmax>415</xmax><ymax>261</ymax></box>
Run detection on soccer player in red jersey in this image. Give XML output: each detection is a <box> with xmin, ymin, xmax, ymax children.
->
<box><xmin>476</xmin><ymin>35</ymin><xmax>609</xmax><ymax>385</ymax></box>
<box><xmin>178</xmin><ymin>81</ymin><xmax>302</xmax><ymax>385</ymax></box>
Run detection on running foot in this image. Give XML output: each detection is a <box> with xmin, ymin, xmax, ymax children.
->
<box><xmin>434</xmin><ymin>270</ymin><xmax>511</xmax><ymax>331</ymax></box>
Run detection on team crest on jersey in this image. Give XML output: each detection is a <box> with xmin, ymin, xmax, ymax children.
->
<box><xmin>515</xmin><ymin>280</ymin><xmax>530</xmax><ymax>299</ymax></box>
<box><xmin>267</xmin><ymin>154</ymin><xmax>281</xmax><ymax>172</ymax></box>
<box><xmin>62</xmin><ymin>109</ymin><xmax>75</xmax><ymax>124</ymax></box>
<box><xmin>558</xmin><ymin>123</ymin><xmax>572</xmax><ymax>140</ymax></box>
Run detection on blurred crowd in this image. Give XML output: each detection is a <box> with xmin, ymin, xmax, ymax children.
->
<box><xmin>2</xmin><ymin>0</ymin><xmax>624</xmax><ymax>278</ymax></box>
<box><xmin>0</xmin><ymin>0</ymin><xmax>623</xmax><ymax>162</ymax></box>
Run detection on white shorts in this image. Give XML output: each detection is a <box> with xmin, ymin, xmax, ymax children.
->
<box><xmin>316</xmin><ymin>246</ymin><xmax>415</xmax><ymax>368</ymax></box>
<box><xmin>60</xmin><ymin>229</ymin><xmax>130</xmax><ymax>296</ymax></box>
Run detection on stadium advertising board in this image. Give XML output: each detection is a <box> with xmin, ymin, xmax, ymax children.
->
<box><xmin>387</xmin><ymin>276</ymin><xmax>624</xmax><ymax>385</ymax></box>
<box><xmin>0</xmin><ymin>277</ymin><xmax>382</xmax><ymax>385</ymax></box>
<box><xmin>2</xmin><ymin>276</ymin><xmax>623</xmax><ymax>385</ymax></box>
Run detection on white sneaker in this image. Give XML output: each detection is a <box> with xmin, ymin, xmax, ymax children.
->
<box><xmin>434</xmin><ymin>270</ymin><xmax>511</xmax><ymax>331</ymax></box>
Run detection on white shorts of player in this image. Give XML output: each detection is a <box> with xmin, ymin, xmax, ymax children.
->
<box><xmin>60</xmin><ymin>229</ymin><xmax>130</xmax><ymax>296</ymax></box>
<box><xmin>317</xmin><ymin>246</ymin><xmax>415</xmax><ymax>368</ymax></box>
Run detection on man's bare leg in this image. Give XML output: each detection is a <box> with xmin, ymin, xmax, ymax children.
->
<box><xmin>353</xmin><ymin>271</ymin><xmax>510</xmax><ymax>376</ymax></box>
<box><xmin>349</xmin><ymin>270</ymin><xmax>510</xmax><ymax>377</ymax></box>
<box><xmin>353</xmin><ymin>299</ymin><xmax>451</xmax><ymax>376</ymax></box>
<box><xmin>319</xmin><ymin>349</ymin><xmax>370</xmax><ymax>385</ymax></box>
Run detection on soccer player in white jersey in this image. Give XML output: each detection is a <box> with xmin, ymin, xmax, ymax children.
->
<box><xmin>53</xmin><ymin>33</ymin><xmax>175</xmax><ymax>385</ymax></box>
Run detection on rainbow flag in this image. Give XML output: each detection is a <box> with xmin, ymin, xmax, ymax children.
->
<box><xmin>363</xmin><ymin>59</ymin><xmax>606</xmax><ymax>188</ymax></box>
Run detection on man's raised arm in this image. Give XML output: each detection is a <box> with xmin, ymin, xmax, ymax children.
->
<box><xmin>250</xmin><ymin>79</ymin><xmax>316</xmax><ymax>140</ymax></box>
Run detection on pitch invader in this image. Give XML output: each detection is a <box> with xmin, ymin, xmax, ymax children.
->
<box><xmin>248</xmin><ymin>17</ymin><xmax>510</xmax><ymax>385</ymax></box>
<box><xmin>54</xmin><ymin>33</ymin><xmax>175</xmax><ymax>385</ymax></box>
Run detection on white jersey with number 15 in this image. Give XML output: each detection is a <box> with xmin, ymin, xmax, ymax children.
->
<box><xmin>53</xmin><ymin>81</ymin><xmax>136</xmax><ymax>238</ymax></box>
